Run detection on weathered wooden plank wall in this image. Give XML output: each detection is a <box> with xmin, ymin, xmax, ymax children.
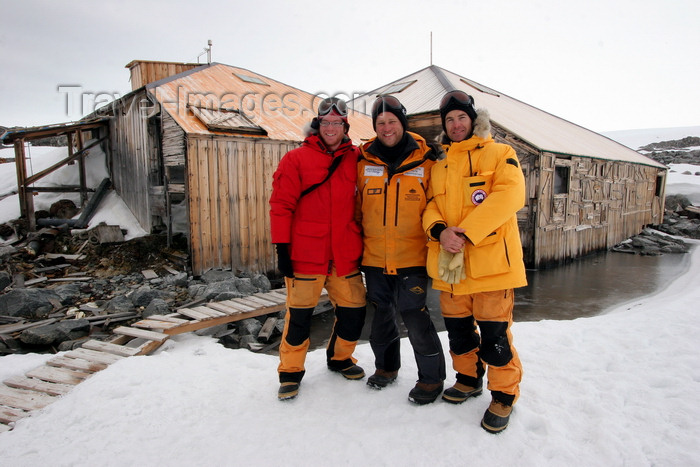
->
<box><xmin>186</xmin><ymin>136</ymin><xmax>296</xmax><ymax>275</ymax></box>
<box><xmin>534</xmin><ymin>153</ymin><xmax>664</xmax><ymax>267</ymax></box>
<box><xmin>108</xmin><ymin>92</ymin><xmax>159</xmax><ymax>232</ymax></box>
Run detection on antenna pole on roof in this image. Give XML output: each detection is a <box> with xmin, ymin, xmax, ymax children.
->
<box><xmin>197</xmin><ymin>40</ymin><xmax>213</xmax><ymax>64</ymax></box>
<box><xmin>430</xmin><ymin>32</ymin><xmax>433</xmax><ymax>66</ymax></box>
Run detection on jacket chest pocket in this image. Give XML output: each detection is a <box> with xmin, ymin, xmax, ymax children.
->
<box><xmin>463</xmin><ymin>172</ymin><xmax>493</xmax><ymax>206</ymax></box>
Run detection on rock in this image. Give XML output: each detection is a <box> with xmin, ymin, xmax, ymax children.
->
<box><xmin>53</xmin><ymin>283</ymin><xmax>83</xmax><ymax>305</ymax></box>
<box><xmin>213</xmin><ymin>291</ymin><xmax>243</xmax><ymax>301</ymax></box>
<box><xmin>235</xmin><ymin>277</ymin><xmax>258</xmax><ymax>296</ymax></box>
<box><xmin>196</xmin><ymin>281</ymin><xmax>239</xmax><ymax>301</ymax></box>
<box><xmin>239</xmin><ymin>318</ymin><xmax>262</xmax><ymax>336</ymax></box>
<box><xmin>162</xmin><ymin>272</ymin><xmax>188</xmax><ymax>287</ymax></box>
<box><xmin>0</xmin><ymin>245</ymin><xmax>15</xmax><ymax>262</ymax></box>
<box><xmin>0</xmin><ymin>271</ymin><xmax>11</xmax><ymax>292</ymax></box>
<box><xmin>20</xmin><ymin>324</ymin><xmax>60</xmax><ymax>346</ymax></box>
<box><xmin>143</xmin><ymin>298</ymin><xmax>170</xmax><ymax>318</ymax></box>
<box><xmin>105</xmin><ymin>294</ymin><xmax>135</xmax><ymax>314</ymax></box>
<box><xmin>0</xmin><ymin>288</ymin><xmax>61</xmax><ymax>318</ymax></box>
<box><xmin>252</xmin><ymin>274</ymin><xmax>271</xmax><ymax>292</ymax></box>
<box><xmin>201</xmin><ymin>270</ymin><xmax>236</xmax><ymax>284</ymax></box>
<box><xmin>56</xmin><ymin>319</ymin><xmax>91</xmax><ymax>341</ymax></box>
<box><xmin>131</xmin><ymin>285</ymin><xmax>168</xmax><ymax>307</ymax></box>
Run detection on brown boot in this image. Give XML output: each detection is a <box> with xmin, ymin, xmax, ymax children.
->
<box><xmin>367</xmin><ymin>369</ymin><xmax>399</xmax><ymax>389</ymax></box>
<box><xmin>481</xmin><ymin>399</ymin><xmax>513</xmax><ymax>433</ymax></box>
<box><xmin>442</xmin><ymin>382</ymin><xmax>483</xmax><ymax>404</ymax></box>
<box><xmin>408</xmin><ymin>382</ymin><xmax>443</xmax><ymax>405</ymax></box>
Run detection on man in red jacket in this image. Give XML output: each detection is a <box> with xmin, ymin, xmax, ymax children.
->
<box><xmin>270</xmin><ymin>97</ymin><xmax>366</xmax><ymax>401</ymax></box>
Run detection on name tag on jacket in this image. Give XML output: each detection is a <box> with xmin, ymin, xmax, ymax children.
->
<box><xmin>364</xmin><ymin>165</ymin><xmax>385</xmax><ymax>177</ymax></box>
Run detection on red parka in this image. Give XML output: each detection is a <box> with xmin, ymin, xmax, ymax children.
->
<box><xmin>270</xmin><ymin>134</ymin><xmax>363</xmax><ymax>276</ymax></box>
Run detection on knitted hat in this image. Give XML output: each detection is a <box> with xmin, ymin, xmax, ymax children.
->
<box><xmin>371</xmin><ymin>95</ymin><xmax>408</xmax><ymax>131</ymax></box>
<box><xmin>439</xmin><ymin>90</ymin><xmax>477</xmax><ymax>132</ymax></box>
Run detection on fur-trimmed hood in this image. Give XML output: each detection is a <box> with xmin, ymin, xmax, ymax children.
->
<box><xmin>436</xmin><ymin>108</ymin><xmax>491</xmax><ymax>145</ymax></box>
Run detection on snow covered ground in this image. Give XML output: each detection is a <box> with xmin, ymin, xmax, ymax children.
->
<box><xmin>0</xmin><ymin>128</ymin><xmax>699</xmax><ymax>465</ymax></box>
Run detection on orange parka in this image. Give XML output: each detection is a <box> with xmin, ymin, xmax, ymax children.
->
<box><xmin>357</xmin><ymin>132</ymin><xmax>437</xmax><ymax>274</ymax></box>
<box><xmin>422</xmin><ymin>111</ymin><xmax>527</xmax><ymax>294</ymax></box>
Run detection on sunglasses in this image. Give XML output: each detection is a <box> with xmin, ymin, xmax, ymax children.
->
<box><xmin>439</xmin><ymin>90</ymin><xmax>474</xmax><ymax>110</ymax></box>
<box><xmin>318</xmin><ymin>97</ymin><xmax>348</xmax><ymax>117</ymax></box>
<box><xmin>371</xmin><ymin>95</ymin><xmax>405</xmax><ymax>116</ymax></box>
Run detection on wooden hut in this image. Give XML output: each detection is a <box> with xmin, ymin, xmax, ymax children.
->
<box><xmin>351</xmin><ymin>66</ymin><xmax>668</xmax><ymax>268</ymax></box>
<box><xmin>95</xmin><ymin>60</ymin><xmax>375</xmax><ymax>276</ymax></box>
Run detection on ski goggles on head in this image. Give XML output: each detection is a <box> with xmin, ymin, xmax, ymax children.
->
<box><xmin>317</xmin><ymin>97</ymin><xmax>348</xmax><ymax>117</ymax></box>
<box><xmin>371</xmin><ymin>95</ymin><xmax>405</xmax><ymax>116</ymax></box>
<box><xmin>439</xmin><ymin>90</ymin><xmax>474</xmax><ymax>111</ymax></box>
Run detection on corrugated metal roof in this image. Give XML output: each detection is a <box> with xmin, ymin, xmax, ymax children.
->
<box><xmin>350</xmin><ymin>65</ymin><xmax>665</xmax><ymax>168</ymax></box>
<box><xmin>148</xmin><ymin>63</ymin><xmax>375</xmax><ymax>144</ymax></box>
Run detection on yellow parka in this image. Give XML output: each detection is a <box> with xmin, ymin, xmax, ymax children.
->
<box><xmin>357</xmin><ymin>132</ymin><xmax>437</xmax><ymax>274</ymax></box>
<box><xmin>422</xmin><ymin>110</ymin><xmax>527</xmax><ymax>294</ymax></box>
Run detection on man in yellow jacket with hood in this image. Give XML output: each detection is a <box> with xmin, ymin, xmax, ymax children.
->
<box><xmin>423</xmin><ymin>90</ymin><xmax>525</xmax><ymax>433</ymax></box>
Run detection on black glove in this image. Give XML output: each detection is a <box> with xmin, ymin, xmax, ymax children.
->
<box><xmin>275</xmin><ymin>243</ymin><xmax>294</xmax><ymax>278</ymax></box>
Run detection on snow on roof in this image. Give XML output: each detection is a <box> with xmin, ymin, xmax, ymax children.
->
<box><xmin>351</xmin><ymin>65</ymin><xmax>665</xmax><ymax>168</ymax></box>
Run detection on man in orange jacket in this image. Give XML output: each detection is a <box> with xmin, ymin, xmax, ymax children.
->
<box><xmin>357</xmin><ymin>96</ymin><xmax>446</xmax><ymax>404</ymax></box>
<box><xmin>270</xmin><ymin>97</ymin><xmax>366</xmax><ymax>401</ymax></box>
<box><xmin>423</xmin><ymin>90</ymin><xmax>526</xmax><ymax>433</ymax></box>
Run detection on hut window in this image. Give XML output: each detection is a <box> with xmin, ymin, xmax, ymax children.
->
<box><xmin>189</xmin><ymin>105</ymin><xmax>267</xmax><ymax>135</ymax></box>
<box><xmin>460</xmin><ymin>78</ymin><xmax>500</xmax><ymax>97</ymax></box>
<box><xmin>655</xmin><ymin>174</ymin><xmax>664</xmax><ymax>197</ymax></box>
<box><xmin>381</xmin><ymin>80</ymin><xmax>416</xmax><ymax>94</ymax></box>
<box><xmin>554</xmin><ymin>165</ymin><xmax>570</xmax><ymax>194</ymax></box>
<box><xmin>233</xmin><ymin>72</ymin><xmax>268</xmax><ymax>85</ymax></box>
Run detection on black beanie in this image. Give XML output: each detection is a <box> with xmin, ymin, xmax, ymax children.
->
<box><xmin>439</xmin><ymin>91</ymin><xmax>477</xmax><ymax>133</ymax></box>
<box><xmin>371</xmin><ymin>96</ymin><xmax>408</xmax><ymax>131</ymax></box>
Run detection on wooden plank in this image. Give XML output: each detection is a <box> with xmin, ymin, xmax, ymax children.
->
<box><xmin>244</xmin><ymin>295</ymin><xmax>279</xmax><ymax>307</ymax></box>
<box><xmin>255</xmin><ymin>292</ymin><xmax>287</xmax><ymax>305</ymax></box>
<box><xmin>4</xmin><ymin>375</ymin><xmax>74</xmax><ymax>396</ymax></box>
<box><xmin>64</xmin><ymin>348</ymin><xmax>123</xmax><ymax>365</ymax></box>
<box><xmin>0</xmin><ymin>405</ymin><xmax>28</xmax><ymax>424</ymax></box>
<box><xmin>146</xmin><ymin>315</ymin><xmax>190</xmax><ymax>324</ymax></box>
<box><xmin>191</xmin><ymin>305</ymin><xmax>227</xmax><ymax>318</ymax></box>
<box><xmin>141</xmin><ymin>269</ymin><xmax>158</xmax><ymax>279</ymax></box>
<box><xmin>48</xmin><ymin>355</ymin><xmax>107</xmax><ymax>373</ymax></box>
<box><xmin>113</xmin><ymin>326</ymin><xmax>169</xmax><ymax>342</ymax></box>
<box><xmin>205</xmin><ymin>302</ymin><xmax>241</xmax><ymax>315</ymax></box>
<box><xmin>131</xmin><ymin>318</ymin><xmax>181</xmax><ymax>330</ymax></box>
<box><xmin>26</xmin><ymin>366</ymin><xmax>90</xmax><ymax>385</ymax></box>
<box><xmin>267</xmin><ymin>289</ymin><xmax>288</xmax><ymax>300</ymax></box>
<box><xmin>258</xmin><ymin>317</ymin><xmax>278</xmax><ymax>341</ymax></box>
<box><xmin>176</xmin><ymin>307</ymin><xmax>212</xmax><ymax>320</ymax></box>
<box><xmin>0</xmin><ymin>385</ymin><xmax>57</xmax><ymax>411</ymax></box>
<box><xmin>217</xmin><ymin>299</ymin><xmax>255</xmax><ymax>312</ymax></box>
<box><xmin>232</xmin><ymin>297</ymin><xmax>269</xmax><ymax>309</ymax></box>
<box><xmin>133</xmin><ymin>339</ymin><xmax>166</xmax><ymax>356</ymax></box>
<box><xmin>0</xmin><ymin>318</ymin><xmax>57</xmax><ymax>335</ymax></box>
<box><xmin>81</xmin><ymin>339</ymin><xmax>142</xmax><ymax>357</ymax></box>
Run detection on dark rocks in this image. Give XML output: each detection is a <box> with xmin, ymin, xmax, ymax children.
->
<box><xmin>0</xmin><ymin>271</ymin><xmax>11</xmax><ymax>292</ymax></box>
<box><xmin>19</xmin><ymin>319</ymin><xmax>90</xmax><ymax>347</ymax></box>
<box><xmin>0</xmin><ymin>288</ymin><xmax>62</xmax><ymax>318</ymax></box>
<box><xmin>143</xmin><ymin>298</ymin><xmax>170</xmax><ymax>318</ymax></box>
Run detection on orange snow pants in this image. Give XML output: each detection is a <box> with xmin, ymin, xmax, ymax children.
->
<box><xmin>440</xmin><ymin>289</ymin><xmax>522</xmax><ymax>405</ymax></box>
<box><xmin>278</xmin><ymin>268</ymin><xmax>366</xmax><ymax>383</ymax></box>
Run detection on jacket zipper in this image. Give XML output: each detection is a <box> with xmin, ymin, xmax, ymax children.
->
<box><xmin>394</xmin><ymin>178</ymin><xmax>400</xmax><ymax>226</ymax></box>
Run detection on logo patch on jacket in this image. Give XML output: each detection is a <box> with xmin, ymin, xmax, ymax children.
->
<box><xmin>404</xmin><ymin>167</ymin><xmax>424</xmax><ymax>177</ymax></box>
<box><xmin>367</xmin><ymin>188</ymin><xmax>382</xmax><ymax>195</ymax></box>
<box><xmin>364</xmin><ymin>165</ymin><xmax>384</xmax><ymax>177</ymax></box>
<box><xmin>404</xmin><ymin>188</ymin><xmax>421</xmax><ymax>202</ymax></box>
<box><xmin>409</xmin><ymin>286</ymin><xmax>425</xmax><ymax>295</ymax></box>
<box><xmin>472</xmin><ymin>189</ymin><xmax>487</xmax><ymax>205</ymax></box>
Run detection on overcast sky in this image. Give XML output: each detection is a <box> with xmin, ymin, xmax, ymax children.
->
<box><xmin>1</xmin><ymin>0</ymin><xmax>698</xmax><ymax>133</ymax></box>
